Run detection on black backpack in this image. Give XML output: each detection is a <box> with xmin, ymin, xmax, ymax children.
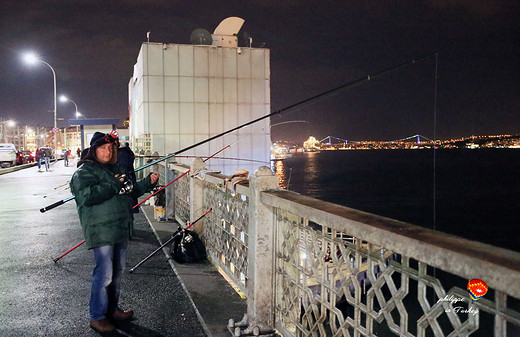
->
<box><xmin>170</xmin><ymin>229</ymin><xmax>207</xmax><ymax>264</ymax></box>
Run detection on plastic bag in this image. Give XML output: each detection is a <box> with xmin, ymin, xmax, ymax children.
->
<box><xmin>170</xmin><ymin>229</ymin><xmax>206</xmax><ymax>264</ymax></box>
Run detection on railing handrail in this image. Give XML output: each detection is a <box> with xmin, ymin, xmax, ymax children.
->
<box><xmin>262</xmin><ymin>189</ymin><xmax>520</xmax><ymax>299</ymax></box>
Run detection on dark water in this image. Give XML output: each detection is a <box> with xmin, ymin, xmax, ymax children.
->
<box><xmin>272</xmin><ymin>149</ymin><xmax>520</xmax><ymax>252</ymax></box>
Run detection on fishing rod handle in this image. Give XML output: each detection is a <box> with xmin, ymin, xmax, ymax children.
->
<box><xmin>40</xmin><ymin>196</ymin><xmax>75</xmax><ymax>213</ymax></box>
<box><xmin>40</xmin><ymin>200</ymin><xmax>64</xmax><ymax>213</ymax></box>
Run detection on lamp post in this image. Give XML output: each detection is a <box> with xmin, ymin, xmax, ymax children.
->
<box><xmin>0</xmin><ymin>119</ymin><xmax>16</xmax><ymax>143</ymax></box>
<box><xmin>23</xmin><ymin>52</ymin><xmax>58</xmax><ymax>160</ymax></box>
<box><xmin>59</xmin><ymin>95</ymin><xmax>79</xmax><ymax>116</ymax></box>
<box><xmin>59</xmin><ymin>95</ymin><xmax>83</xmax><ymax>152</ymax></box>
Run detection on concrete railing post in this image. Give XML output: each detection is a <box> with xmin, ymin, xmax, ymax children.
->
<box><xmin>165</xmin><ymin>161</ymin><xmax>176</xmax><ymax>220</ymax></box>
<box><xmin>246</xmin><ymin>166</ymin><xmax>280</xmax><ymax>333</ymax></box>
<box><xmin>189</xmin><ymin>157</ymin><xmax>206</xmax><ymax>234</ymax></box>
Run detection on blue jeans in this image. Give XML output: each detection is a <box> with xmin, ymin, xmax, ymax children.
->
<box><xmin>44</xmin><ymin>157</ymin><xmax>50</xmax><ymax>170</ymax></box>
<box><xmin>90</xmin><ymin>242</ymin><xmax>128</xmax><ymax>321</ymax></box>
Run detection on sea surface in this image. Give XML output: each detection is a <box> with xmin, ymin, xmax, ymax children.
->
<box><xmin>271</xmin><ymin>148</ymin><xmax>520</xmax><ymax>252</ymax></box>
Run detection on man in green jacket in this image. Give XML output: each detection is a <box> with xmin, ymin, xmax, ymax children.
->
<box><xmin>70</xmin><ymin>130</ymin><xmax>159</xmax><ymax>333</ymax></box>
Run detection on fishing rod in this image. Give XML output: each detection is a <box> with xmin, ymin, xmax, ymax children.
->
<box><xmin>132</xmin><ymin>142</ymin><xmax>231</xmax><ymax>209</ymax></box>
<box><xmin>43</xmin><ymin>187</ymin><xmax>70</xmax><ymax>199</ymax></box>
<box><xmin>131</xmin><ymin>54</ymin><xmax>431</xmax><ymax>173</ymax></box>
<box><xmin>129</xmin><ymin>208</ymin><xmax>212</xmax><ymax>273</ymax></box>
<box><xmin>40</xmin><ymin>55</ymin><xmax>430</xmax><ymax>214</ymax></box>
<box><xmin>54</xmin><ymin>181</ymin><xmax>70</xmax><ymax>190</ymax></box>
<box><xmin>42</xmin><ymin>181</ymin><xmax>71</xmax><ymax>198</ymax></box>
<box><xmin>142</xmin><ymin>155</ymin><xmax>269</xmax><ymax>164</ymax></box>
<box><xmin>52</xmin><ymin>142</ymin><xmax>231</xmax><ymax>262</ymax></box>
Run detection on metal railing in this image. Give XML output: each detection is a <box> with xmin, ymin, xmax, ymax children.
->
<box><xmin>139</xmin><ymin>158</ymin><xmax>520</xmax><ymax>337</ymax></box>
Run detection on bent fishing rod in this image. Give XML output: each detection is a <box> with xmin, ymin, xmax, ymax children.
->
<box><xmin>40</xmin><ymin>54</ymin><xmax>430</xmax><ymax>214</ymax></box>
<box><xmin>52</xmin><ymin>143</ymin><xmax>231</xmax><ymax>262</ymax></box>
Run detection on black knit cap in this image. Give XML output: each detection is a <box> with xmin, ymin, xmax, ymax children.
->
<box><xmin>90</xmin><ymin>130</ymin><xmax>119</xmax><ymax>148</ymax></box>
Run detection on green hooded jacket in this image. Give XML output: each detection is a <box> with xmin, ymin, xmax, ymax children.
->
<box><xmin>70</xmin><ymin>160</ymin><xmax>155</xmax><ymax>249</ymax></box>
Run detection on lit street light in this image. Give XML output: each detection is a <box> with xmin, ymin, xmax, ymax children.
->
<box><xmin>23</xmin><ymin>52</ymin><xmax>58</xmax><ymax>159</ymax></box>
<box><xmin>59</xmin><ymin>95</ymin><xmax>84</xmax><ymax>151</ymax></box>
<box><xmin>59</xmin><ymin>95</ymin><xmax>79</xmax><ymax>116</ymax></box>
<box><xmin>0</xmin><ymin>119</ymin><xmax>16</xmax><ymax>143</ymax></box>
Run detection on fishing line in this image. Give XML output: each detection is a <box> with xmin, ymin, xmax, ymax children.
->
<box><xmin>431</xmin><ymin>53</ymin><xmax>439</xmax><ymax>301</ymax></box>
<box><xmin>432</xmin><ymin>53</ymin><xmax>438</xmax><ymax>233</ymax></box>
<box><xmin>287</xmin><ymin>168</ymin><xmax>293</xmax><ymax>190</ymax></box>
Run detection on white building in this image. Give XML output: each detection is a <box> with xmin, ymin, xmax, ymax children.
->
<box><xmin>128</xmin><ymin>17</ymin><xmax>271</xmax><ymax>175</ymax></box>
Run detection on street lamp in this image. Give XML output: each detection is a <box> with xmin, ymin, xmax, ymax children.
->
<box><xmin>59</xmin><ymin>95</ymin><xmax>84</xmax><ymax>151</ymax></box>
<box><xmin>23</xmin><ymin>52</ymin><xmax>58</xmax><ymax>159</ymax></box>
<box><xmin>59</xmin><ymin>95</ymin><xmax>79</xmax><ymax>115</ymax></box>
<box><xmin>0</xmin><ymin>119</ymin><xmax>16</xmax><ymax>143</ymax></box>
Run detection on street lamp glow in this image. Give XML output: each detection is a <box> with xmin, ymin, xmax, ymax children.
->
<box><xmin>23</xmin><ymin>52</ymin><xmax>39</xmax><ymax>65</ymax></box>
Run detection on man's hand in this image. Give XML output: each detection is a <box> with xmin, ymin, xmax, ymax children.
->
<box><xmin>150</xmin><ymin>173</ymin><xmax>160</xmax><ymax>185</ymax></box>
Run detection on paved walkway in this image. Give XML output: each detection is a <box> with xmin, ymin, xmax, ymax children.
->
<box><xmin>0</xmin><ymin>159</ymin><xmax>245</xmax><ymax>336</ymax></box>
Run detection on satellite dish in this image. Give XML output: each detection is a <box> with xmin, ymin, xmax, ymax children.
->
<box><xmin>190</xmin><ymin>28</ymin><xmax>212</xmax><ymax>45</ymax></box>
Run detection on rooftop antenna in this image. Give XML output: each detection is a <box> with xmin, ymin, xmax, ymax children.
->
<box><xmin>147</xmin><ymin>31</ymin><xmax>150</xmax><ymax>42</ymax></box>
<box><xmin>190</xmin><ymin>28</ymin><xmax>212</xmax><ymax>45</ymax></box>
<box><xmin>243</xmin><ymin>32</ymin><xmax>252</xmax><ymax>47</ymax></box>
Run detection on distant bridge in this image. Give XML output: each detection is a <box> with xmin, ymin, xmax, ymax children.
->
<box><xmin>318</xmin><ymin>134</ymin><xmax>434</xmax><ymax>145</ymax></box>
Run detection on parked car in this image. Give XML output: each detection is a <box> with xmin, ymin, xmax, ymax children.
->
<box><xmin>16</xmin><ymin>150</ymin><xmax>34</xmax><ymax>165</ymax></box>
<box><xmin>0</xmin><ymin>143</ymin><xmax>17</xmax><ymax>168</ymax></box>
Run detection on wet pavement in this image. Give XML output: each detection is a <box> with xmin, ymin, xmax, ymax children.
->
<box><xmin>0</xmin><ymin>160</ymin><xmax>244</xmax><ymax>336</ymax></box>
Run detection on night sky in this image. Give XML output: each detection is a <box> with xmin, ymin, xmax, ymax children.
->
<box><xmin>1</xmin><ymin>1</ymin><xmax>519</xmax><ymax>144</ymax></box>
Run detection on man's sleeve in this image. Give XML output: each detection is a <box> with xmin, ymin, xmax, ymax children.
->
<box><xmin>70</xmin><ymin>167</ymin><xmax>122</xmax><ymax>207</ymax></box>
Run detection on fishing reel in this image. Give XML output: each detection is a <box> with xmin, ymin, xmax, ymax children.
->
<box><xmin>118</xmin><ymin>174</ymin><xmax>134</xmax><ymax>194</ymax></box>
<box><xmin>152</xmin><ymin>184</ymin><xmax>164</xmax><ymax>193</ymax></box>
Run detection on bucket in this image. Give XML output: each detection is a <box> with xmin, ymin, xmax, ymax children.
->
<box><xmin>154</xmin><ymin>206</ymin><xmax>166</xmax><ymax>221</ymax></box>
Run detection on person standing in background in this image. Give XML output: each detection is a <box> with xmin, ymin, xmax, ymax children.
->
<box><xmin>36</xmin><ymin>147</ymin><xmax>43</xmax><ymax>171</ymax></box>
<box><xmin>43</xmin><ymin>147</ymin><xmax>51</xmax><ymax>171</ymax></box>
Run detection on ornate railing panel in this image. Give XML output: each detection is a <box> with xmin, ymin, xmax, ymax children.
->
<box><xmin>201</xmin><ymin>174</ymin><xmax>250</xmax><ymax>295</ymax></box>
<box><xmin>171</xmin><ymin>165</ymin><xmax>190</xmax><ymax>225</ymax></box>
<box><xmin>265</xmin><ymin>191</ymin><xmax>520</xmax><ymax>337</ymax></box>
